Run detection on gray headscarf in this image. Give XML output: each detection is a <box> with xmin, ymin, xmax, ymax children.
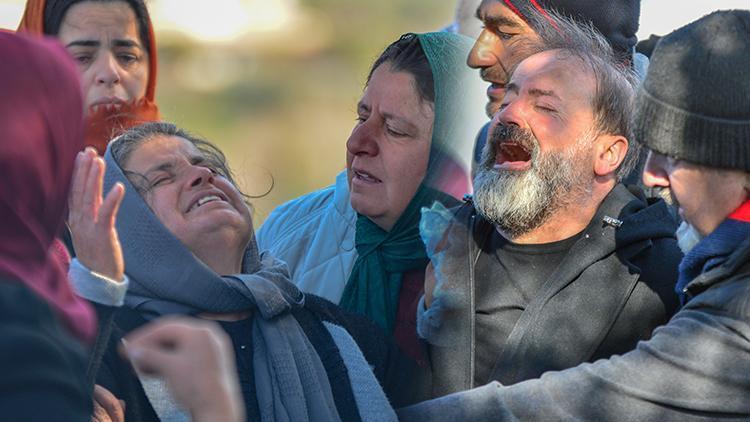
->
<box><xmin>103</xmin><ymin>139</ymin><xmax>342</xmax><ymax>422</ymax></box>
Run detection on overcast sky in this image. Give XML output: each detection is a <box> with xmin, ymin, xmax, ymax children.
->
<box><xmin>638</xmin><ymin>0</ymin><xmax>749</xmax><ymax>38</ymax></box>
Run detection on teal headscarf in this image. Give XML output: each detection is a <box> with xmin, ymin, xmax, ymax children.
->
<box><xmin>339</xmin><ymin>32</ymin><xmax>478</xmax><ymax>332</ymax></box>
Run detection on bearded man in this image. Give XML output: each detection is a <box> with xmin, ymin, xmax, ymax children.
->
<box><xmin>400</xmin><ymin>10</ymin><xmax>750</xmax><ymax>421</ymax></box>
<box><xmin>467</xmin><ymin>0</ymin><xmax>651</xmax><ymax>188</ymax></box>
<box><xmin>417</xmin><ymin>16</ymin><xmax>681</xmax><ymax>398</ymax></box>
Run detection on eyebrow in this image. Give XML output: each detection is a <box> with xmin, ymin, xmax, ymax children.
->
<box><xmin>144</xmin><ymin>162</ymin><xmax>175</xmax><ymax>176</ymax></box>
<box><xmin>382</xmin><ymin>112</ymin><xmax>418</xmax><ymax>133</ymax></box>
<box><xmin>357</xmin><ymin>102</ymin><xmax>418</xmax><ymax>132</ymax></box>
<box><xmin>506</xmin><ymin>82</ymin><xmax>520</xmax><ymax>95</ymax></box>
<box><xmin>475</xmin><ymin>7</ymin><xmax>524</xmax><ymax>29</ymax></box>
<box><xmin>113</xmin><ymin>39</ymin><xmax>141</xmax><ymax>48</ymax></box>
<box><xmin>143</xmin><ymin>155</ymin><xmax>205</xmax><ymax>176</ymax></box>
<box><xmin>65</xmin><ymin>40</ymin><xmax>99</xmax><ymax>48</ymax></box>
<box><xmin>65</xmin><ymin>39</ymin><xmax>142</xmax><ymax>49</ymax></box>
<box><xmin>505</xmin><ymin>82</ymin><xmax>561</xmax><ymax>101</ymax></box>
<box><xmin>528</xmin><ymin>88</ymin><xmax>561</xmax><ymax>101</ymax></box>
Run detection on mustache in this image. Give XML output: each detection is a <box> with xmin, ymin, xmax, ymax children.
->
<box><xmin>480</xmin><ymin>67</ymin><xmax>508</xmax><ymax>84</ymax></box>
<box><xmin>488</xmin><ymin>124</ymin><xmax>539</xmax><ymax>158</ymax></box>
<box><xmin>657</xmin><ymin>187</ymin><xmax>679</xmax><ymax>208</ymax></box>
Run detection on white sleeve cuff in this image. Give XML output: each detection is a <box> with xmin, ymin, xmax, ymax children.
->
<box><xmin>68</xmin><ymin>258</ymin><xmax>129</xmax><ymax>307</ymax></box>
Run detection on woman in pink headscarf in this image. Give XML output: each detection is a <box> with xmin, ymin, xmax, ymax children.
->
<box><xmin>0</xmin><ymin>32</ymin><xmax>96</xmax><ymax>419</ymax></box>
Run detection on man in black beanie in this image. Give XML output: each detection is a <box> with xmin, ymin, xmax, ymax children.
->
<box><xmin>400</xmin><ymin>10</ymin><xmax>750</xmax><ymax>421</ymax></box>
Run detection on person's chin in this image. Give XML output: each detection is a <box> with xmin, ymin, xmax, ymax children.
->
<box><xmin>350</xmin><ymin>195</ymin><xmax>384</xmax><ymax>218</ymax></box>
<box><xmin>192</xmin><ymin>205</ymin><xmax>248</xmax><ymax>225</ymax></box>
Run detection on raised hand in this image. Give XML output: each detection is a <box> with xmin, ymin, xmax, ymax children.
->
<box><xmin>68</xmin><ymin>148</ymin><xmax>125</xmax><ymax>282</ymax></box>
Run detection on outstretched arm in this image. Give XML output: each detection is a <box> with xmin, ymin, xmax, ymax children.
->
<box><xmin>399</xmin><ymin>302</ymin><xmax>750</xmax><ymax>421</ymax></box>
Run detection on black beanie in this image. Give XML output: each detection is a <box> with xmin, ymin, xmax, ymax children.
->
<box><xmin>505</xmin><ymin>0</ymin><xmax>641</xmax><ymax>58</ymax></box>
<box><xmin>634</xmin><ymin>10</ymin><xmax>750</xmax><ymax>171</ymax></box>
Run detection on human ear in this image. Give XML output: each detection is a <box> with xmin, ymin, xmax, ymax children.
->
<box><xmin>593</xmin><ymin>135</ymin><xmax>628</xmax><ymax>177</ymax></box>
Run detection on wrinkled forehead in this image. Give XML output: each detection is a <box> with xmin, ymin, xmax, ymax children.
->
<box><xmin>123</xmin><ymin>135</ymin><xmax>201</xmax><ymax>173</ymax></box>
<box><xmin>510</xmin><ymin>49</ymin><xmax>596</xmax><ymax>102</ymax></box>
<box><xmin>60</xmin><ymin>1</ymin><xmax>141</xmax><ymax>39</ymax></box>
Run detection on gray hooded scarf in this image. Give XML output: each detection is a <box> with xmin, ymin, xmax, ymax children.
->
<box><xmin>103</xmin><ymin>141</ymin><xmax>344</xmax><ymax>422</ymax></box>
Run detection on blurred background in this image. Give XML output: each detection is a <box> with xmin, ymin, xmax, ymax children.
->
<box><xmin>1</xmin><ymin>0</ymin><xmax>456</xmax><ymax>223</ymax></box>
<box><xmin>2</xmin><ymin>0</ymin><xmax>748</xmax><ymax>223</ymax></box>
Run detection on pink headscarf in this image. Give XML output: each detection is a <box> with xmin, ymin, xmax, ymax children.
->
<box><xmin>0</xmin><ymin>32</ymin><xmax>96</xmax><ymax>343</ymax></box>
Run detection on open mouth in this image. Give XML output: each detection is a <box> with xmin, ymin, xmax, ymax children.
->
<box><xmin>90</xmin><ymin>97</ymin><xmax>126</xmax><ymax>113</ymax></box>
<box><xmin>495</xmin><ymin>141</ymin><xmax>532</xmax><ymax>171</ymax></box>
<box><xmin>352</xmin><ymin>169</ymin><xmax>382</xmax><ymax>184</ymax></box>
<box><xmin>188</xmin><ymin>194</ymin><xmax>227</xmax><ymax>213</ymax></box>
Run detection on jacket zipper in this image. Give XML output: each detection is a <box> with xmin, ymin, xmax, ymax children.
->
<box><xmin>468</xmin><ymin>214</ymin><xmax>478</xmax><ymax>388</ymax></box>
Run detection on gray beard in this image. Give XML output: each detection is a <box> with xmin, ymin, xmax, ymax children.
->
<box><xmin>473</xmin><ymin>137</ymin><xmax>592</xmax><ymax>240</ymax></box>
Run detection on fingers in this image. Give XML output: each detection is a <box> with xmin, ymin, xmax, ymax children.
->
<box><xmin>125</xmin><ymin>316</ymin><xmax>220</xmax><ymax>345</ymax></box>
<box><xmin>70</xmin><ymin>147</ymin><xmax>103</xmax><ymax>221</ymax></box>
<box><xmin>82</xmin><ymin>156</ymin><xmax>105</xmax><ymax>217</ymax></box>
<box><xmin>121</xmin><ymin>317</ymin><xmax>227</xmax><ymax>374</ymax></box>
<box><xmin>69</xmin><ymin>149</ymin><xmax>94</xmax><ymax>218</ymax></box>
<box><xmin>93</xmin><ymin>385</ymin><xmax>125</xmax><ymax>422</ymax></box>
<box><xmin>71</xmin><ymin>147</ymin><xmax>122</xmax><ymax>226</ymax></box>
<box><xmin>91</xmin><ymin>400</ymin><xmax>108</xmax><ymax>422</ymax></box>
<box><xmin>125</xmin><ymin>340</ymin><xmax>180</xmax><ymax>376</ymax></box>
<box><xmin>93</xmin><ymin>156</ymin><xmax>105</xmax><ymax>212</ymax></box>
<box><xmin>100</xmin><ymin>183</ymin><xmax>125</xmax><ymax>228</ymax></box>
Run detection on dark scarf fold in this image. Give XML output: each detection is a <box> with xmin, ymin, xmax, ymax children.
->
<box><xmin>340</xmin><ymin>185</ymin><xmax>457</xmax><ymax>332</ymax></box>
<box><xmin>677</xmin><ymin>200</ymin><xmax>750</xmax><ymax>302</ymax></box>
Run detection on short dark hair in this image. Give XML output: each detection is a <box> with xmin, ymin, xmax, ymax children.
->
<box><xmin>110</xmin><ymin>122</ymin><xmax>252</xmax><ymax>206</ymax></box>
<box><xmin>43</xmin><ymin>0</ymin><xmax>153</xmax><ymax>58</ymax></box>
<box><xmin>367</xmin><ymin>33</ymin><xmax>434</xmax><ymax>104</ymax></box>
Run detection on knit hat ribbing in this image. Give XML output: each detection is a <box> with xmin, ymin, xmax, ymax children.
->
<box><xmin>504</xmin><ymin>0</ymin><xmax>641</xmax><ymax>58</ymax></box>
<box><xmin>634</xmin><ymin>10</ymin><xmax>750</xmax><ymax>171</ymax></box>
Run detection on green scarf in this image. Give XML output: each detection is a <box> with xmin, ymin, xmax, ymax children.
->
<box><xmin>340</xmin><ymin>185</ymin><xmax>458</xmax><ymax>332</ymax></box>
<box><xmin>339</xmin><ymin>32</ymin><xmax>477</xmax><ymax>332</ymax></box>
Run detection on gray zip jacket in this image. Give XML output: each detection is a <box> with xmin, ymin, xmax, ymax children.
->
<box><xmin>419</xmin><ymin>184</ymin><xmax>682</xmax><ymax>397</ymax></box>
<box><xmin>399</xmin><ymin>235</ymin><xmax>750</xmax><ymax>421</ymax></box>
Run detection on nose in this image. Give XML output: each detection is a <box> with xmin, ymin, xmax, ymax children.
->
<box><xmin>346</xmin><ymin>120</ymin><xmax>380</xmax><ymax>157</ymax></box>
<box><xmin>188</xmin><ymin>165</ymin><xmax>215</xmax><ymax>188</ymax></box>
<box><xmin>467</xmin><ymin>30</ymin><xmax>501</xmax><ymax>69</ymax></box>
<box><xmin>94</xmin><ymin>53</ymin><xmax>121</xmax><ymax>86</ymax></box>
<box><xmin>495</xmin><ymin>97</ymin><xmax>523</xmax><ymax>128</ymax></box>
<box><xmin>641</xmin><ymin>151</ymin><xmax>671</xmax><ymax>188</ymax></box>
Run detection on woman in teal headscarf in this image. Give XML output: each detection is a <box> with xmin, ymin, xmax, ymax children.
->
<box><xmin>258</xmin><ymin>32</ymin><xmax>483</xmax><ymax>361</ymax></box>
